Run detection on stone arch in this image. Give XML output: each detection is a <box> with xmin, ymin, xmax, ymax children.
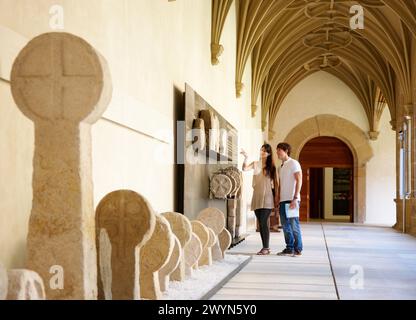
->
<box><xmin>284</xmin><ymin>115</ymin><xmax>374</xmax><ymax>223</ymax></box>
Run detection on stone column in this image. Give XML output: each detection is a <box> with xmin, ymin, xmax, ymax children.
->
<box><xmin>355</xmin><ymin>166</ymin><xmax>366</xmax><ymax>224</ymax></box>
<box><xmin>394</xmin><ymin>102</ymin><xmax>406</xmax><ymax>232</ymax></box>
<box><xmin>393</xmin><ymin>115</ymin><xmax>402</xmax><ymax>231</ymax></box>
<box><xmin>408</xmin><ymin>103</ymin><xmax>416</xmax><ymax>235</ymax></box>
<box><xmin>10</xmin><ymin>32</ymin><xmax>112</xmax><ymax>299</ymax></box>
<box><xmin>400</xmin><ymin>104</ymin><xmax>415</xmax><ymax>234</ymax></box>
<box><xmin>404</xmin><ymin>105</ymin><xmax>416</xmax><ymax>197</ymax></box>
<box><xmin>405</xmin><ymin>103</ymin><xmax>416</xmax><ymax>235</ymax></box>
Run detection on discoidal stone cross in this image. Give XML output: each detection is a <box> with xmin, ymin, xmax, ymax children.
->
<box><xmin>95</xmin><ymin>190</ymin><xmax>156</xmax><ymax>300</ymax></box>
<box><xmin>10</xmin><ymin>32</ymin><xmax>112</xmax><ymax>299</ymax></box>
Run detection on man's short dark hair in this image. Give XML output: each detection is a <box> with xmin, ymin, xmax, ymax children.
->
<box><xmin>277</xmin><ymin>142</ymin><xmax>292</xmax><ymax>156</ymax></box>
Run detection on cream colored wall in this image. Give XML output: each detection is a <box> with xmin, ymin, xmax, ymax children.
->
<box><xmin>0</xmin><ymin>0</ymin><xmax>262</xmax><ymax>269</ymax></box>
<box><xmin>240</xmin><ymin>94</ymin><xmax>264</xmax><ymax>232</ymax></box>
<box><xmin>272</xmin><ymin>72</ymin><xmax>368</xmax><ymax>141</ymax></box>
<box><xmin>272</xmin><ymin>71</ymin><xmax>396</xmax><ymax>226</ymax></box>
<box><xmin>365</xmin><ymin>108</ymin><xmax>397</xmax><ymax>226</ymax></box>
<box><xmin>0</xmin><ymin>80</ymin><xmax>34</xmax><ymax>269</ymax></box>
<box><xmin>0</xmin><ymin>23</ymin><xmax>33</xmax><ymax>269</ymax></box>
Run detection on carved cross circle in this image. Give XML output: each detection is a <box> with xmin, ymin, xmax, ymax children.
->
<box><xmin>11</xmin><ymin>32</ymin><xmax>109</xmax><ymax>123</ymax></box>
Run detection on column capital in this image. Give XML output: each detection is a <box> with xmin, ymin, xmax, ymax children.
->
<box><xmin>236</xmin><ymin>82</ymin><xmax>244</xmax><ymax>98</ymax></box>
<box><xmin>403</xmin><ymin>104</ymin><xmax>414</xmax><ymax>117</ymax></box>
<box><xmin>261</xmin><ymin>119</ymin><xmax>268</xmax><ymax>131</ymax></box>
<box><xmin>368</xmin><ymin>131</ymin><xmax>380</xmax><ymax>140</ymax></box>
<box><xmin>251</xmin><ymin>104</ymin><xmax>258</xmax><ymax>118</ymax></box>
<box><xmin>210</xmin><ymin>43</ymin><xmax>224</xmax><ymax>65</ymax></box>
<box><xmin>390</xmin><ymin>119</ymin><xmax>397</xmax><ymax>131</ymax></box>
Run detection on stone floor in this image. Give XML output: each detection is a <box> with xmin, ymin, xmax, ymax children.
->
<box><xmin>211</xmin><ymin>223</ymin><xmax>416</xmax><ymax>300</ymax></box>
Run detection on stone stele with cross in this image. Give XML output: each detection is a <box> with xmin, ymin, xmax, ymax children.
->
<box><xmin>95</xmin><ymin>190</ymin><xmax>156</xmax><ymax>300</ymax></box>
<box><xmin>10</xmin><ymin>32</ymin><xmax>112</xmax><ymax>300</ymax></box>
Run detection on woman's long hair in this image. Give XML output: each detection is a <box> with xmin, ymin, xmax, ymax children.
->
<box><xmin>262</xmin><ymin>143</ymin><xmax>276</xmax><ymax>180</ymax></box>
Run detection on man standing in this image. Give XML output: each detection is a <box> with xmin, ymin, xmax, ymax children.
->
<box><xmin>276</xmin><ymin>143</ymin><xmax>303</xmax><ymax>256</ymax></box>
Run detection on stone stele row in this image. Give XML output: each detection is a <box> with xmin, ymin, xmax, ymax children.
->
<box><xmin>0</xmin><ymin>32</ymin><xmax>233</xmax><ymax>300</ymax></box>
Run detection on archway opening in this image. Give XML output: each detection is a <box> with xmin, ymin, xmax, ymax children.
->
<box><xmin>299</xmin><ymin>136</ymin><xmax>354</xmax><ymax>223</ymax></box>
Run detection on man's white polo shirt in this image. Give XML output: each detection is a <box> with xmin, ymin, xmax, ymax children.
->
<box><xmin>279</xmin><ymin>157</ymin><xmax>302</xmax><ymax>202</ymax></box>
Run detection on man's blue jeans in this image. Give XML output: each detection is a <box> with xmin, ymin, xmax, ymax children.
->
<box><xmin>279</xmin><ymin>201</ymin><xmax>303</xmax><ymax>252</ymax></box>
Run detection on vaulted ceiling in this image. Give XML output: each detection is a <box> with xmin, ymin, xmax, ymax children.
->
<box><xmin>211</xmin><ymin>0</ymin><xmax>416</xmax><ymax>139</ymax></box>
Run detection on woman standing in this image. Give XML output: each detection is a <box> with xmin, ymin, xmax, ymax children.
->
<box><xmin>241</xmin><ymin>144</ymin><xmax>279</xmax><ymax>255</ymax></box>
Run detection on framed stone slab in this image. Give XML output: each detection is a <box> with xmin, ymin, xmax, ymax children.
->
<box><xmin>96</xmin><ymin>190</ymin><xmax>156</xmax><ymax>300</ymax></box>
<box><xmin>192</xmin><ymin>118</ymin><xmax>206</xmax><ymax>152</ymax></box>
<box><xmin>158</xmin><ymin>235</ymin><xmax>181</xmax><ymax>293</ymax></box>
<box><xmin>0</xmin><ymin>263</ymin><xmax>7</xmax><ymax>300</ymax></box>
<box><xmin>219</xmin><ymin>128</ymin><xmax>228</xmax><ymax>156</ymax></box>
<box><xmin>140</xmin><ymin>215</ymin><xmax>174</xmax><ymax>300</ymax></box>
<box><xmin>160</xmin><ymin>212</ymin><xmax>192</xmax><ymax>282</ymax></box>
<box><xmin>6</xmin><ymin>270</ymin><xmax>45</xmax><ymax>300</ymax></box>
<box><xmin>213</xmin><ymin>113</ymin><xmax>220</xmax><ymax>153</ymax></box>
<box><xmin>184</xmin><ymin>232</ymin><xmax>203</xmax><ymax>277</ymax></box>
<box><xmin>199</xmin><ymin>109</ymin><xmax>215</xmax><ymax>150</ymax></box>
<box><xmin>10</xmin><ymin>32</ymin><xmax>112</xmax><ymax>300</ymax></box>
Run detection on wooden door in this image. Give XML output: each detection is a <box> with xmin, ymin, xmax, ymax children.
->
<box><xmin>309</xmin><ymin>168</ymin><xmax>324</xmax><ymax>219</ymax></box>
<box><xmin>299</xmin><ymin>137</ymin><xmax>354</xmax><ymax>222</ymax></box>
<box><xmin>349</xmin><ymin>169</ymin><xmax>354</xmax><ymax>222</ymax></box>
<box><xmin>300</xmin><ymin>168</ymin><xmax>309</xmax><ymax>221</ymax></box>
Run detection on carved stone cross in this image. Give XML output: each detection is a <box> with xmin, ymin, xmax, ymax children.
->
<box><xmin>10</xmin><ymin>32</ymin><xmax>112</xmax><ymax>299</ymax></box>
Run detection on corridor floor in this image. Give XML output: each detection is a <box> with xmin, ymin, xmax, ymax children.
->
<box><xmin>211</xmin><ymin>223</ymin><xmax>416</xmax><ymax>300</ymax></box>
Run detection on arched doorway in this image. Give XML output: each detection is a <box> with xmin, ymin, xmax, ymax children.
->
<box><xmin>299</xmin><ymin>137</ymin><xmax>354</xmax><ymax>222</ymax></box>
<box><xmin>283</xmin><ymin>115</ymin><xmax>374</xmax><ymax>223</ymax></box>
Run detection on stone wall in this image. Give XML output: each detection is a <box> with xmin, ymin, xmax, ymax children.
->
<box><xmin>0</xmin><ymin>0</ymin><xmax>263</xmax><ymax>269</ymax></box>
